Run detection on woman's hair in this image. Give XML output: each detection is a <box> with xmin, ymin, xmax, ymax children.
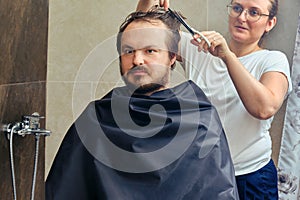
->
<box><xmin>268</xmin><ymin>0</ymin><xmax>279</xmax><ymax>19</ymax></box>
<box><xmin>116</xmin><ymin>7</ymin><xmax>182</xmax><ymax>69</ymax></box>
<box><xmin>259</xmin><ymin>0</ymin><xmax>278</xmax><ymax>46</ymax></box>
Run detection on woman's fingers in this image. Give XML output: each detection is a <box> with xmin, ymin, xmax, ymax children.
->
<box><xmin>159</xmin><ymin>0</ymin><xmax>169</xmax><ymax>10</ymax></box>
<box><xmin>190</xmin><ymin>31</ymin><xmax>226</xmax><ymax>55</ymax></box>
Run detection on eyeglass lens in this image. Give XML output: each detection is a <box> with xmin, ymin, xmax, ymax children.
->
<box><xmin>228</xmin><ymin>4</ymin><xmax>264</xmax><ymax>22</ymax></box>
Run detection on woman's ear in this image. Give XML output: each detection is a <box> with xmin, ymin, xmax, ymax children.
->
<box><xmin>266</xmin><ymin>16</ymin><xmax>277</xmax><ymax>33</ymax></box>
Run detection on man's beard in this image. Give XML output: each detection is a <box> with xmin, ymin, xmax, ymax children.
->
<box><xmin>126</xmin><ymin>82</ymin><xmax>164</xmax><ymax>95</ymax></box>
<box><xmin>122</xmin><ymin>66</ymin><xmax>169</xmax><ymax>95</ymax></box>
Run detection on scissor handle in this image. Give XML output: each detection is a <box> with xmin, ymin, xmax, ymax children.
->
<box><xmin>192</xmin><ymin>28</ymin><xmax>211</xmax><ymax>48</ymax></box>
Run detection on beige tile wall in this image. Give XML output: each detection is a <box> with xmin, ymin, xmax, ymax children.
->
<box><xmin>46</xmin><ymin>0</ymin><xmax>300</xmax><ymax>177</ymax></box>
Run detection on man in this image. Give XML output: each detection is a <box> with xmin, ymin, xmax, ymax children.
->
<box><xmin>46</xmin><ymin>8</ymin><xmax>239</xmax><ymax>200</ymax></box>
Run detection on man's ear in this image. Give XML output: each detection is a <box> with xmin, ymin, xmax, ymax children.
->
<box><xmin>170</xmin><ymin>53</ymin><xmax>177</xmax><ymax>66</ymax></box>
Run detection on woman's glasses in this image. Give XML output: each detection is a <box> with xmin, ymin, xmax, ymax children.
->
<box><xmin>227</xmin><ymin>4</ymin><xmax>270</xmax><ymax>22</ymax></box>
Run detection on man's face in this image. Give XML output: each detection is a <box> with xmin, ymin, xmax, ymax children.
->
<box><xmin>120</xmin><ymin>20</ymin><xmax>176</xmax><ymax>95</ymax></box>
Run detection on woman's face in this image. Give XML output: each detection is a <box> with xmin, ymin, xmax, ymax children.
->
<box><xmin>228</xmin><ymin>0</ymin><xmax>276</xmax><ymax>45</ymax></box>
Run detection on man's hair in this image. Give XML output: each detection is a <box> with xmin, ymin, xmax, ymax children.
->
<box><xmin>116</xmin><ymin>7</ymin><xmax>182</xmax><ymax>70</ymax></box>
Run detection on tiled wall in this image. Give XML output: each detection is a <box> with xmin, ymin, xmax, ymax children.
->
<box><xmin>0</xmin><ymin>0</ymin><xmax>48</xmax><ymax>199</ymax></box>
<box><xmin>46</xmin><ymin>0</ymin><xmax>300</xmax><ymax>177</ymax></box>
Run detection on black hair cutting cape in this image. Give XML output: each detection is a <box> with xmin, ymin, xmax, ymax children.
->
<box><xmin>46</xmin><ymin>81</ymin><xmax>239</xmax><ymax>200</ymax></box>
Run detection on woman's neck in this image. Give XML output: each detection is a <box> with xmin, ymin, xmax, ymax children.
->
<box><xmin>229</xmin><ymin>40</ymin><xmax>262</xmax><ymax>57</ymax></box>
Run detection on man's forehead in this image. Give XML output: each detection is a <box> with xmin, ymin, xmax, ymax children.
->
<box><xmin>125</xmin><ymin>19</ymin><xmax>167</xmax><ymax>30</ymax></box>
<box><xmin>121</xmin><ymin>21</ymin><xmax>170</xmax><ymax>49</ymax></box>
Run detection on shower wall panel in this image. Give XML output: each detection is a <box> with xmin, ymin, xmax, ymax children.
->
<box><xmin>0</xmin><ymin>0</ymin><xmax>48</xmax><ymax>199</ymax></box>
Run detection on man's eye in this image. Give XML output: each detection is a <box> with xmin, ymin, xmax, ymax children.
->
<box><xmin>146</xmin><ymin>49</ymin><xmax>158</xmax><ymax>54</ymax></box>
<box><xmin>249</xmin><ymin>9</ymin><xmax>260</xmax><ymax>16</ymax></box>
<box><xmin>233</xmin><ymin>5</ymin><xmax>243</xmax><ymax>13</ymax></box>
<box><xmin>123</xmin><ymin>49</ymin><xmax>133</xmax><ymax>54</ymax></box>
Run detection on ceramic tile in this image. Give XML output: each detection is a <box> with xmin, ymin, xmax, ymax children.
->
<box><xmin>0</xmin><ymin>0</ymin><xmax>47</xmax><ymax>85</ymax></box>
<box><xmin>0</xmin><ymin>82</ymin><xmax>46</xmax><ymax>124</ymax></box>
<box><xmin>265</xmin><ymin>0</ymin><xmax>300</xmax><ymax>64</ymax></box>
<box><xmin>270</xmin><ymin>100</ymin><xmax>288</xmax><ymax>166</ymax></box>
<box><xmin>46</xmin><ymin>81</ymin><xmax>94</xmax><ymax>176</ymax></box>
<box><xmin>0</xmin><ymin>82</ymin><xmax>46</xmax><ymax>199</ymax></box>
<box><xmin>47</xmin><ymin>0</ymin><xmax>136</xmax><ymax>83</ymax></box>
<box><xmin>173</xmin><ymin>0</ymin><xmax>208</xmax><ymax>30</ymax></box>
<box><xmin>206</xmin><ymin>0</ymin><xmax>230</xmax><ymax>40</ymax></box>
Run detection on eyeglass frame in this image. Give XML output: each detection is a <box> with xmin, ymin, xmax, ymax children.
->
<box><xmin>226</xmin><ymin>4</ymin><xmax>270</xmax><ymax>22</ymax></box>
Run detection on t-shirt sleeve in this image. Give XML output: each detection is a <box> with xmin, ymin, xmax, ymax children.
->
<box><xmin>262</xmin><ymin>51</ymin><xmax>293</xmax><ymax>94</ymax></box>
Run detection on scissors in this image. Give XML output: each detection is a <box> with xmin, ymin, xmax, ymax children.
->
<box><xmin>168</xmin><ymin>8</ymin><xmax>211</xmax><ymax>48</ymax></box>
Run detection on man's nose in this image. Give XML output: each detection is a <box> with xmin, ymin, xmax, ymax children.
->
<box><xmin>133</xmin><ymin>51</ymin><xmax>144</xmax><ymax>66</ymax></box>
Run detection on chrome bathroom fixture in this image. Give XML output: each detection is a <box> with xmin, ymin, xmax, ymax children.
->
<box><xmin>3</xmin><ymin>112</ymin><xmax>51</xmax><ymax>139</ymax></box>
<box><xmin>1</xmin><ymin>112</ymin><xmax>51</xmax><ymax>200</ymax></box>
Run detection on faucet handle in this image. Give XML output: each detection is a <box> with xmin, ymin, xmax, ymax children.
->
<box><xmin>22</xmin><ymin>112</ymin><xmax>44</xmax><ymax>130</ymax></box>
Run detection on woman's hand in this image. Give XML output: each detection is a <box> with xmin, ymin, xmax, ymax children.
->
<box><xmin>191</xmin><ymin>31</ymin><xmax>232</xmax><ymax>60</ymax></box>
<box><xmin>136</xmin><ymin>0</ymin><xmax>170</xmax><ymax>11</ymax></box>
<box><xmin>158</xmin><ymin>0</ymin><xmax>170</xmax><ymax>10</ymax></box>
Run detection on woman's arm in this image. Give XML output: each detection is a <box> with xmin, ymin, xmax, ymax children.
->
<box><xmin>192</xmin><ymin>31</ymin><xmax>289</xmax><ymax>119</ymax></box>
<box><xmin>221</xmin><ymin>51</ymin><xmax>289</xmax><ymax>120</ymax></box>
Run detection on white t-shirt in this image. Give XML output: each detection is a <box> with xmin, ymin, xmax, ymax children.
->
<box><xmin>180</xmin><ymin>32</ymin><xmax>292</xmax><ymax>176</ymax></box>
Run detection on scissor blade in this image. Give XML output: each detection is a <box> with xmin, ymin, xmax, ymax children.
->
<box><xmin>168</xmin><ymin>8</ymin><xmax>195</xmax><ymax>35</ymax></box>
<box><xmin>168</xmin><ymin>8</ymin><xmax>211</xmax><ymax>48</ymax></box>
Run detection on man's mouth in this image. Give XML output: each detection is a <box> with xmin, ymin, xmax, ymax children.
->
<box><xmin>129</xmin><ymin>66</ymin><xmax>149</xmax><ymax>76</ymax></box>
<box><xmin>132</xmin><ymin>70</ymin><xmax>147</xmax><ymax>75</ymax></box>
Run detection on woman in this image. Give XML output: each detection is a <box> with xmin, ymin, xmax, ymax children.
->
<box><xmin>137</xmin><ymin>0</ymin><xmax>292</xmax><ymax>199</ymax></box>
